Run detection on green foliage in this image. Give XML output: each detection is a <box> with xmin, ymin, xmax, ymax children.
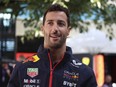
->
<box><xmin>0</xmin><ymin>0</ymin><xmax>116</xmax><ymax>40</ymax></box>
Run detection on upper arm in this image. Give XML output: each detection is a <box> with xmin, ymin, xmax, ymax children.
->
<box><xmin>7</xmin><ymin>63</ymin><xmax>21</xmax><ymax>87</ymax></box>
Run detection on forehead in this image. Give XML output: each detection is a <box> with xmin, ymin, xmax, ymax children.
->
<box><xmin>45</xmin><ymin>11</ymin><xmax>67</xmax><ymax>22</ymax></box>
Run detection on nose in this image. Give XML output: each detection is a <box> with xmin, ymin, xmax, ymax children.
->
<box><xmin>52</xmin><ymin>23</ymin><xmax>59</xmax><ymax>33</ymax></box>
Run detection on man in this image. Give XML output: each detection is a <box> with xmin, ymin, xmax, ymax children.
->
<box><xmin>8</xmin><ymin>4</ymin><xmax>97</xmax><ymax>87</ymax></box>
<box><xmin>102</xmin><ymin>74</ymin><xmax>112</xmax><ymax>87</ymax></box>
<box><xmin>2</xmin><ymin>62</ymin><xmax>13</xmax><ymax>87</ymax></box>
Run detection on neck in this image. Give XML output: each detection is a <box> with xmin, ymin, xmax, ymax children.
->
<box><xmin>45</xmin><ymin>45</ymin><xmax>66</xmax><ymax>64</ymax></box>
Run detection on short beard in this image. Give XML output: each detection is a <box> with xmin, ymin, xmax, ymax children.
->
<box><xmin>49</xmin><ymin>36</ymin><xmax>66</xmax><ymax>49</ymax></box>
<box><xmin>50</xmin><ymin>43</ymin><xmax>63</xmax><ymax>49</ymax></box>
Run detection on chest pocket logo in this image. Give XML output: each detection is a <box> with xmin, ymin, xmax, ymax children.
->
<box><xmin>27</xmin><ymin>68</ymin><xmax>38</xmax><ymax>78</ymax></box>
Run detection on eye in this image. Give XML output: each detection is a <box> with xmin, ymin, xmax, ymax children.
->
<box><xmin>58</xmin><ymin>22</ymin><xmax>65</xmax><ymax>27</ymax></box>
<box><xmin>48</xmin><ymin>21</ymin><xmax>53</xmax><ymax>26</ymax></box>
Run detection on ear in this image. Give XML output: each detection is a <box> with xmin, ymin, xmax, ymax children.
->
<box><xmin>40</xmin><ymin>25</ymin><xmax>44</xmax><ymax>35</ymax></box>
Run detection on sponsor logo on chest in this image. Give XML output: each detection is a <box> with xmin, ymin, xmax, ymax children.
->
<box><xmin>63</xmin><ymin>70</ymin><xmax>79</xmax><ymax>87</ymax></box>
<box><xmin>27</xmin><ymin>68</ymin><xmax>38</xmax><ymax>78</ymax></box>
<box><xmin>23</xmin><ymin>79</ymin><xmax>40</xmax><ymax>87</ymax></box>
<box><xmin>63</xmin><ymin>80</ymin><xmax>77</xmax><ymax>87</ymax></box>
<box><xmin>71</xmin><ymin>60</ymin><xmax>82</xmax><ymax>68</ymax></box>
<box><xmin>23</xmin><ymin>84</ymin><xmax>40</xmax><ymax>87</ymax></box>
<box><xmin>63</xmin><ymin>70</ymin><xmax>79</xmax><ymax>81</ymax></box>
<box><xmin>24</xmin><ymin>79</ymin><xmax>40</xmax><ymax>84</ymax></box>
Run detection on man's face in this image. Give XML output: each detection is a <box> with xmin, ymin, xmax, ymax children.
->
<box><xmin>41</xmin><ymin>11</ymin><xmax>70</xmax><ymax>49</ymax></box>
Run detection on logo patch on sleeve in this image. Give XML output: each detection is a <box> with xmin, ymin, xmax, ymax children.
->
<box><xmin>27</xmin><ymin>68</ymin><xmax>38</xmax><ymax>78</ymax></box>
<box><xmin>32</xmin><ymin>55</ymin><xmax>40</xmax><ymax>62</ymax></box>
<box><xmin>23</xmin><ymin>54</ymin><xmax>40</xmax><ymax>63</ymax></box>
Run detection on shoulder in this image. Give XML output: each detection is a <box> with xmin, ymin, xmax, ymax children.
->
<box><xmin>70</xmin><ymin>56</ymin><xmax>94</xmax><ymax>75</ymax></box>
<box><xmin>69</xmin><ymin>57</ymin><xmax>97</xmax><ymax>83</ymax></box>
<box><xmin>14</xmin><ymin>54</ymin><xmax>40</xmax><ymax>70</ymax></box>
<box><xmin>23</xmin><ymin>54</ymin><xmax>40</xmax><ymax>63</ymax></box>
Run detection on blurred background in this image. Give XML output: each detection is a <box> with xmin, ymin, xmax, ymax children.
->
<box><xmin>0</xmin><ymin>0</ymin><xmax>116</xmax><ymax>87</ymax></box>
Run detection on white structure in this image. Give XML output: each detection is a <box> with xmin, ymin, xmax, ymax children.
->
<box><xmin>66</xmin><ymin>29</ymin><xmax>116</xmax><ymax>54</ymax></box>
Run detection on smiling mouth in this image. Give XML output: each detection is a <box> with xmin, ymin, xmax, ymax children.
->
<box><xmin>50</xmin><ymin>36</ymin><xmax>59</xmax><ymax>38</ymax></box>
<box><xmin>50</xmin><ymin>34</ymin><xmax>61</xmax><ymax>38</ymax></box>
<box><xmin>50</xmin><ymin>36</ymin><xmax>59</xmax><ymax>40</ymax></box>
<box><xmin>50</xmin><ymin>35</ymin><xmax>61</xmax><ymax>41</ymax></box>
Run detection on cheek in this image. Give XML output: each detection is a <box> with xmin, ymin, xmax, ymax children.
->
<box><xmin>44</xmin><ymin>31</ymin><xmax>50</xmax><ymax>41</ymax></box>
<box><xmin>43</xmin><ymin>29</ymin><xmax>49</xmax><ymax>36</ymax></box>
<box><xmin>65</xmin><ymin>30</ymin><xmax>70</xmax><ymax>37</ymax></box>
<box><xmin>44</xmin><ymin>32</ymin><xmax>49</xmax><ymax>38</ymax></box>
<box><xmin>62</xmin><ymin>32</ymin><xmax>68</xmax><ymax>39</ymax></box>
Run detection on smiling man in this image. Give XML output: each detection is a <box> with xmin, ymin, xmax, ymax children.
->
<box><xmin>8</xmin><ymin>4</ymin><xmax>97</xmax><ymax>87</ymax></box>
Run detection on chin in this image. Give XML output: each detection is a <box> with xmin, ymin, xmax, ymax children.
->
<box><xmin>50</xmin><ymin>44</ymin><xmax>62</xmax><ymax>49</ymax></box>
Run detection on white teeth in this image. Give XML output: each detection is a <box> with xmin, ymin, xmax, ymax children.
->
<box><xmin>50</xmin><ymin>35</ymin><xmax>59</xmax><ymax>37</ymax></box>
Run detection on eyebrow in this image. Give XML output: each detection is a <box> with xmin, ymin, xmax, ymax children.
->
<box><xmin>57</xmin><ymin>20</ymin><xmax>65</xmax><ymax>23</ymax></box>
<box><xmin>46</xmin><ymin>20</ymin><xmax>53</xmax><ymax>22</ymax></box>
<box><xmin>46</xmin><ymin>19</ymin><xmax>66</xmax><ymax>23</ymax></box>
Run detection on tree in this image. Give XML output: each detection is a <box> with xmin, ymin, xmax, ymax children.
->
<box><xmin>0</xmin><ymin>0</ymin><xmax>116</xmax><ymax>40</ymax></box>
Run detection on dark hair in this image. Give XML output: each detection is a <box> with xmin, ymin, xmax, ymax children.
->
<box><xmin>43</xmin><ymin>4</ymin><xmax>70</xmax><ymax>27</ymax></box>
